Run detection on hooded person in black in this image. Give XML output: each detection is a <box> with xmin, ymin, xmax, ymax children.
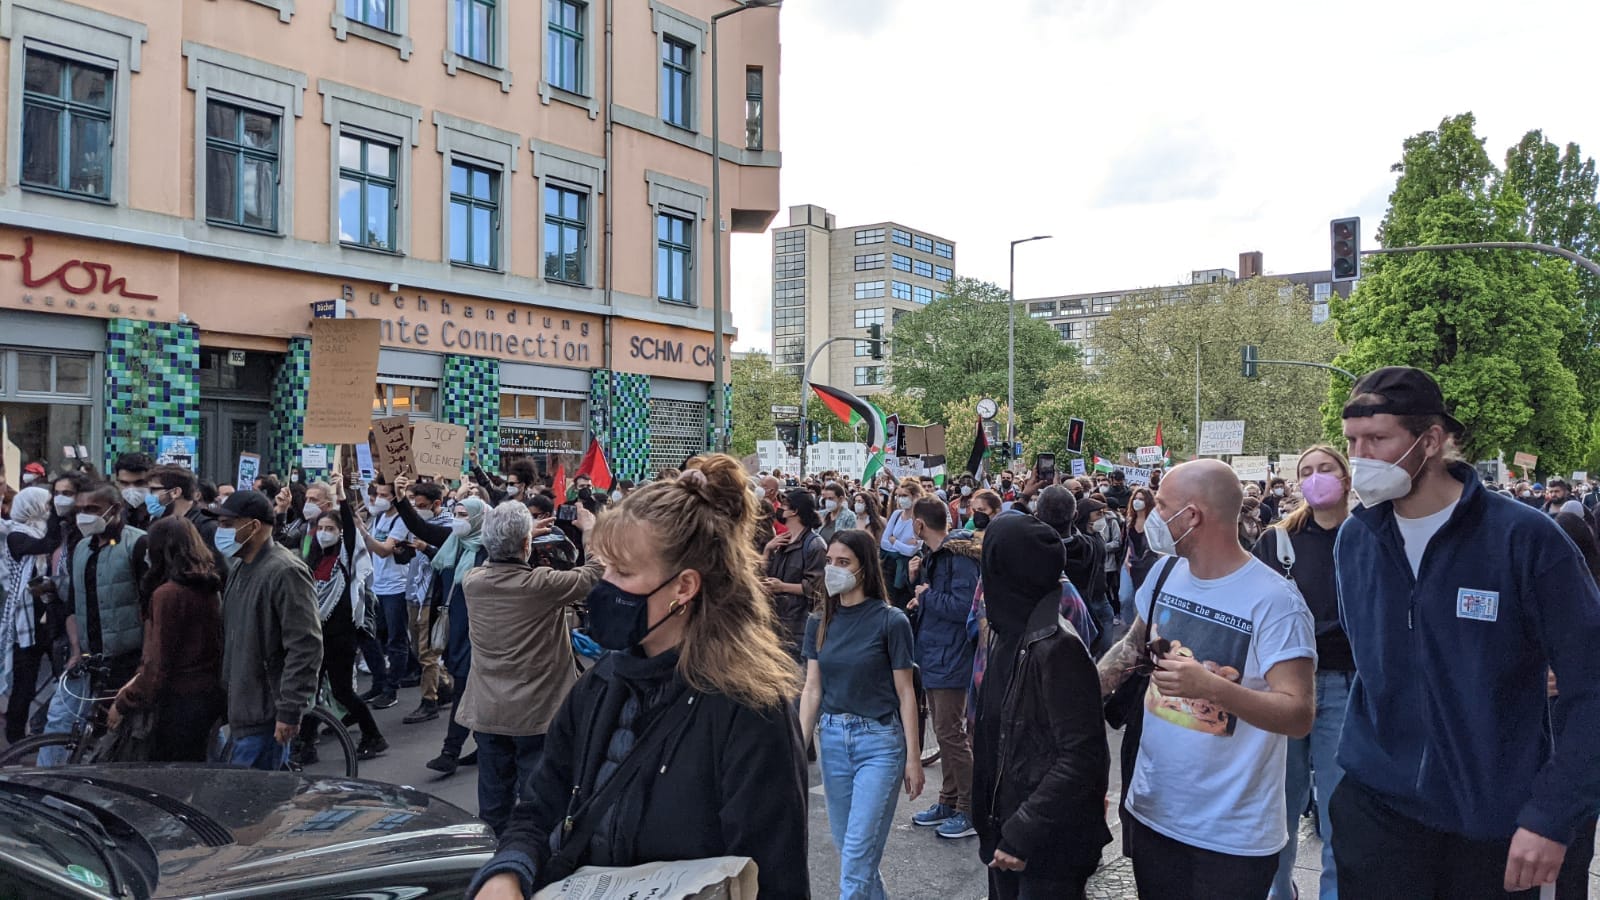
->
<box><xmin>972</xmin><ymin>514</ymin><xmax>1111</xmax><ymax>900</ymax></box>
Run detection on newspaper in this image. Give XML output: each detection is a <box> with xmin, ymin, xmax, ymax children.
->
<box><xmin>533</xmin><ymin>857</ymin><xmax>759</xmax><ymax>900</ymax></box>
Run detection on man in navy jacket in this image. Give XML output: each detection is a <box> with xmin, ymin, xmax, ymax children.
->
<box><xmin>1334</xmin><ymin>366</ymin><xmax>1600</xmax><ymax>898</ymax></box>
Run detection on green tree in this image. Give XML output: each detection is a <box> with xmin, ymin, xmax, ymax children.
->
<box><xmin>935</xmin><ymin>395</ymin><xmax>1007</xmax><ymax>474</ymax></box>
<box><xmin>887</xmin><ymin>278</ymin><xmax>1072</xmax><ymax>424</ymax></box>
<box><xmin>867</xmin><ymin>389</ymin><xmax>928</xmax><ymax>426</ymax></box>
<box><xmin>729</xmin><ymin>351</ymin><xmax>799</xmax><ymax>458</ymax></box>
<box><xmin>1081</xmin><ymin>277</ymin><xmax>1343</xmax><ymax>459</ymax></box>
<box><xmin>1025</xmin><ymin>363</ymin><xmax>1141</xmax><ymax>463</ymax></box>
<box><xmin>1326</xmin><ymin>113</ymin><xmax>1586</xmax><ymax>472</ymax></box>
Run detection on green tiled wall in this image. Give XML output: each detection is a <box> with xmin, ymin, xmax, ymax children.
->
<box><xmin>103</xmin><ymin>319</ymin><xmax>199</xmax><ymax>470</ymax></box>
<box><xmin>443</xmin><ymin>354</ymin><xmax>501</xmax><ymax>474</ymax></box>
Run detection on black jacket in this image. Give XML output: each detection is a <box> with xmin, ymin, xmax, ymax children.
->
<box><xmin>1061</xmin><ymin>531</ymin><xmax>1106</xmax><ymax>619</ymax></box>
<box><xmin>469</xmin><ymin>651</ymin><xmax>810</xmax><ymax>900</ymax></box>
<box><xmin>972</xmin><ymin>593</ymin><xmax>1112</xmax><ymax>876</ymax></box>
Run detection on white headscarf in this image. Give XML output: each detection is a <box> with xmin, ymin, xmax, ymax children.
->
<box><xmin>7</xmin><ymin>487</ymin><xmax>51</xmax><ymax>540</ymax></box>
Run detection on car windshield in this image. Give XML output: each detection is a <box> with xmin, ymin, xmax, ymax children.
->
<box><xmin>0</xmin><ymin>783</ymin><xmax>152</xmax><ymax>898</ymax></box>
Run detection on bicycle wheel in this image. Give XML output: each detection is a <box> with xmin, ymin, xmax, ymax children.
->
<box><xmin>294</xmin><ymin>707</ymin><xmax>359</xmax><ymax>778</ymax></box>
<box><xmin>0</xmin><ymin>733</ymin><xmax>76</xmax><ymax>767</ymax></box>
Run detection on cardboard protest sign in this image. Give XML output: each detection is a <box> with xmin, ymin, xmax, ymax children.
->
<box><xmin>411</xmin><ymin>421</ymin><xmax>468</xmax><ymax>479</ymax></box>
<box><xmin>902</xmin><ymin>424</ymin><xmax>947</xmax><ymax>458</ymax></box>
<box><xmin>304</xmin><ymin>318</ymin><xmax>381</xmax><ymax>444</ymax></box>
<box><xmin>1231</xmin><ymin>455</ymin><xmax>1271</xmax><ymax>482</ymax></box>
<box><xmin>372</xmin><ymin>415</ymin><xmax>413</xmax><ymax>481</ymax></box>
<box><xmin>1513</xmin><ymin>451</ymin><xmax>1538</xmax><ymax>470</ymax></box>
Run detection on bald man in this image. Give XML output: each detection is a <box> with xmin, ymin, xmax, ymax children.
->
<box><xmin>1097</xmin><ymin>459</ymin><xmax>1316</xmax><ymax>899</ymax></box>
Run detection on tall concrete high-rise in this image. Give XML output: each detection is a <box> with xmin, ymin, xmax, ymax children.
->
<box><xmin>769</xmin><ymin>204</ymin><xmax>955</xmax><ymax>395</ymax></box>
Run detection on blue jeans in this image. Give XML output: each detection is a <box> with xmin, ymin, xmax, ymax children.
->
<box><xmin>818</xmin><ymin>713</ymin><xmax>906</xmax><ymax>900</ymax></box>
<box><xmin>36</xmin><ymin>672</ymin><xmax>92</xmax><ymax>767</ymax></box>
<box><xmin>378</xmin><ymin>592</ymin><xmax>410</xmax><ymax>694</ymax></box>
<box><xmin>474</xmin><ymin>731</ymin><xmax>545</xmax><ymax>837</ymax></box>
<box><xmin>1271</xmin><ymin>669</ymin><xmax>1351</xmax><ymax>900</ymax></box>
<box><xmin>229</xmin><ymin>731</ymin><xmax>291</xmax><ymax>771</ymax></box>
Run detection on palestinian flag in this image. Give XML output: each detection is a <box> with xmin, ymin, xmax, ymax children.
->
<box><xmin>1093</xmin><ymin>455</ymin><xmax>1116</xmax><ymax>473</ymax></box>
<box><xmin>964</xmin><ymin>417</ymin><xmax>989</xmax><ymax>477</ymax></box>
<box><xmin>862</xmin><ymin>448</ymin><xmax>886</xmax><ymax>483</ymax></box>
<box><xmin>810</xmin><ymin>383</ymin><xmax>886</xmax><ymax>451</ymax></box>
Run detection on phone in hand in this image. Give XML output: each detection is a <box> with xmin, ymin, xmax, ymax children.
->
<box><xmin>557</xmin><ymin>504</ymin><xmax>578</xmax><ymax>522</ymax></box>
<box><xmin>1036</xmin><ymin>453</ymin><xmax>1057</xmax><ymax>483</ymax></box>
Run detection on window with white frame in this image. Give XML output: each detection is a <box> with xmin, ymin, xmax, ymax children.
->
<box><xmin>373</xmin><ymin>378</ymin><xmax>438</xmax><ymax>419</ymax></box>
<box><xmin>1313</xmin><ymin>281</ymin><xmax>1332</xmax><ymax>302</ymax></box>
<box><xmin>854</xmin><ymin>340</ymin><xmax>873</xmax><ymax>357</ymax></box>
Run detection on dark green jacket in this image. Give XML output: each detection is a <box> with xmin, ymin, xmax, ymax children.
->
<box><xmin>221</xmin><ymin>540</ymin><xmax>323</xmax><ymax>735</ymax></box>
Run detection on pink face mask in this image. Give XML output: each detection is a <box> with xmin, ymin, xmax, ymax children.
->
<box><xmin>1300</xmin><ymin>472</ymin><xmax>1346</xmax><ymax>509</ymax></box>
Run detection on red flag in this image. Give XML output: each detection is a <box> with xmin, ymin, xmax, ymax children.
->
<box><xmin>550</xmin><ymin>460</ymin><xmax>566</xmax><ymax>505</ymax></box>
<box><xmin>576</xmin><ymin>438</ymin><xmax>613</xmax><ymax>490</ymax></box>
<box><xmin>1153</xmin><ymin>421</ymin><xmax>1164</xmax><ymax>451</ymax></box>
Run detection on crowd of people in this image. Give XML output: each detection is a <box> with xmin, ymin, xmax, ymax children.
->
<box><xmin>2</xmin><ymin>364</ymin><xmax>1599</xmax><ymax>900</ymax></box>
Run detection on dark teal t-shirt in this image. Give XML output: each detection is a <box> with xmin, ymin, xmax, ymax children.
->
<box><xmin>802</xmin><ymin>600</ymin><xmax>914</xmax><ymax>720</ymax></box>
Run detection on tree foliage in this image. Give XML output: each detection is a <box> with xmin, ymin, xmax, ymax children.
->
<box><xmin>887</xmin><ymin>277</ymin><xmax>1073</xmax><ymax>425</ymax></box>
<box><xmin>867</xmin><ymin>389</ymin><xmax>929</xmax><ymax>427</ymax></box>
<box><xmin>1076</xmin><ymin>277</ymin><xmax>1343</xmax><ymax>459</ymax></box>
<box><xmin>1327</xmin><ymin>113</ymin><xmax>1587</xmax><ymax>473</ymax></box>
<box><xmin>729</xmin><ymin>351</ymin><xmax>799</xmax><ymax>458</ymax></box>
<box><xmin>1026</xmin><ymin>364</ymin><xmax>1138</xmax><ymax>463</ymax></box>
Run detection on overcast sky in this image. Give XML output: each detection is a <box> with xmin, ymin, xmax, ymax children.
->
<box><xmin>729</xmin><ymin>0</ymin><xmax>1600</xmax><ymax>350</ymax></box>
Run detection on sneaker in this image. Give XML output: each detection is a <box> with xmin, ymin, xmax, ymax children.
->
<box><xmin>357</xmin><ymin>685</ymin><xmax>384</xmax><ymax>702</ymax></box>
<box><xmin>913</xmin><ymin>803</ymin><xmax>954</xmax><ymax>827</ymax></box>
<box><xmin>425</xmin><ymin>751</ymin><xmax>459</xmax><ymax>775</ymax></box>
<box><xmin>403</xmin><ymin>700</ymin><xmax>440</xmax><ymax>724</ymax></box>
<box><xmin>370</xmin><ymin>692</ymin><xmax>399</xmax><ymax>710</ymax></box>
<box><xmin>357</xmin><ymin>735</ymin><xmax>389</xmax><ymax>760</ymax></box>
<box><xmin>937</xmin><ymin>812</ymin><xmax>977</xmax><ymax>839</ymax></box>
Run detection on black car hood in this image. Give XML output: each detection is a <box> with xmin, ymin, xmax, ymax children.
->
<box><xmin>0</xmin><ymin>765</ymin><xmax>495</xmax><ymax>897</ymax></box>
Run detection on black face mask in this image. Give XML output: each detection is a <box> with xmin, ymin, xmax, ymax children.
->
<box><xmin>972</xmin><ymin>512</ymin><xmax>992</xmax><ymax>531</ymax></box>
<box><xmin>585</xmin><ymin>572</ymin><xmax>684</xmax><ymax>651</ymax></box>
<box><xmin>577</xmin><ymin>487</ymin><xmax>593</xmax><ymax>500</ymax></box>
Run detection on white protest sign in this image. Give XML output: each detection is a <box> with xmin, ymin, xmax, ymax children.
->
<box><xmin>301</xmin><ymin>445</ymin><xmax>329</xmax><ymax>470</ymax></box>
<box><xmin>1112</xmin><ymin>464</ymin><xmax>1152</xmax><ymax>486</ymax></box>
<box><xmin>1135</xmin><ymin>445</ymin><xmax>1164</xmax><ymax>464</ymax></box>
<box><xmin>1198</xmin><ymin>420</ymin><xmax>1246</xmax><ymax>456</ymax></box>
<box><xmin>1231</xmin><ymin>455</ymin><xmax>1271</xmax><ymax>482</ymax></box>
<box><xmin>1070</xmin><ymin>458</ymin><xmax>1087</xmax><ymax>477</ymax></box>
<box><xmin>1573</xmin><ymin>471</ymin><xmax>1588</xmax><ymax>483</ymax></box>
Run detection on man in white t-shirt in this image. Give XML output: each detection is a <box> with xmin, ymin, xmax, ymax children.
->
<box><xmin>1099</xmin><ymin>459</ymin><xmax>1316</xmax><ymax>900</ymax></box>
<box><xmin>360</xmin><ymin>481</ymin><xmax>414</xmax><ymax>710</ymax></box>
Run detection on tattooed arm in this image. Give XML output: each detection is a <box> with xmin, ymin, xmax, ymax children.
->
<box><xmin>1097</xmin><ymin>618</ymin><xmax>1145</xmax><ymax>697</ymax></box>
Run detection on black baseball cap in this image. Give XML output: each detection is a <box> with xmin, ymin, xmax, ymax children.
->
<box><xmin>1342</xmin><ymin>366</ymin><xmax>1464</xmax><ymax>435</ymax></box>
<box><xmin>215</xmin><ymin>489</ymin><xmax>275</xmax><ymax>525</ymax></box>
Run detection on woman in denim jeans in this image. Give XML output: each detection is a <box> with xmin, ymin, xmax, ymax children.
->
<box><xmin>799</xmin><ymin>529</ymin><xmax>923</xmax><ymax>900</ymax></box>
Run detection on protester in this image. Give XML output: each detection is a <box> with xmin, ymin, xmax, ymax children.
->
<box><xmin>112</xmin><ymin>451</ymin><xmax>155</xmax><ymax>530</ymax></box>
<box><xmin>403</xmin><ymin>480</ymin><xmax>454</xmax><ymax>725</ymax></box>
<box><xmin>1332</xmin><ymin>366</ymin><xmax>1600</xmax><ymax>898</ymax></box>
<box><xmin>354</xmin><ymin>479</ymin><xmax>414</xmax><ymax>711</ymax></box>
<box><xmin>879</xmin><ymin>479</ymin><xmax>922</xmax><ymax>609</ymax></box>
<box><xmin>905</xmin><ymin>497</ymin><xmax>980</xmax><ymax>840</ymax></box>
<box><xmin>296</xmin><ymin>474</ymin><xmax>385</xmax><ymax>763</ymax></box>
<box><xmin>214</xmin><ymin>489</ymin><xmax>323</xmax><ymax>771</ymax></box>
<box><xmin>796</xmin><ymin>528</ymin><xmax>921</xmax><ymax>897</ymax></box>
<box><xmin>973</xmin><ymin>513</ymin><xmax>1112</xmax><ymax>900</ymax></box>
<box><xmin>38</xmin><ymin>482</ymin><xmax>149</xmax><ymax>766</ymax></box>
<box><xmin>109</xmin><ymin>516</ymin><xmax>225</xmax><ymax>762</ymax></box>
<box><xmin>1036</xmin><ymin>486</ymin><xmax>1111</xmax><ymax>654</ymax></box>
<box><xmin>1098</xmin><ymin>459</ymin><xmax>1315</xmax><ymax>899</ymax></box>
<box><xmin>465</xmin><ymin>454</ymin><xmax>808</xmax><ymax>900</ymax></box>
<box><xmin>852</xmin><ymin>490</ymin><xmax>886</xmax><ymax>544</ymax></box>
<box><xmin>1254</xmin><ymin>445</ymin><xmax>1354</xmax><ymax>900</ymax></box>
<box><xmin>762</xmin><ymin>488</ymin><xmax>827</xmax><ymax>663</ymax></box>
<box><xmin>0</xmin><ymin>486</ymin><xmax>59</xmax><ymax>744</ymax></box>
<box><xmin>1550</xmin><ymin>512</ymin><xmax>1600</xmax><ymax>900</ymax></box>
<box><xmin>969</xmin><ymin>489</ymin><xmax>1001</xmax><ymax>533</ymax></box>
<box><xmin>457</xmin><ymin>500</ymin><xmax>603</xmax><ymax>837</ymax></box>
<box><xmin>149</xmin><ymin>464</ymin><xmax>219</xmax><ymax>547</ymax></box>
<box><xmin>818</xmin><ymin>481</ymin><xmax>858</xmax><ymax>543</ymax></box>
<box><xmin>1104</xmin><ymin>469</ymin><xmax>1132</xmax><ymax>510</ymax></box>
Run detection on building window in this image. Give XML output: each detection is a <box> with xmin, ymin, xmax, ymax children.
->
<box><xmin>913</xmin><ymin>259</ymin><xmax>933</xmax><ymax>278</ymax></box>
<box><xmin>774</xmin><ymin>253</ymin><xmax>805</xmax><ymax>279</ymax></box>
<box><xmin>661</xmin><ymin>37</ymin><xmax>693</xmax><ymax>130</ymax></box>
<box><xmin>773</xmin><ymin>306</ymin><xmax>804</xmax><ymax>337</ymax></box>
<box><xmin>774</xmin><ymin>230</ymin><xmax>803</xmax><ymax>253</ymax></box>
<box><xmin>935</xmin><ymin>241</ymin><xmax>953</xmax><ymax>259</ymax></box>
<box><xmin>854</xmin><ymin>340</ymin><xmax>873</xmax><ymax>357</ymax></box>
<box><xmin>854</xmin><ymin>228</ymin><xmax>885</xmax><ymax>246</ymax></box>
<box><xmin>548</xmin><ymin>0</ymin><xmax>585</xmax><ymax>94</ymax></box>
<box><xmin>338</xmin><ymin>134</ymin><xmax>397</xmax><ymax>251</ymax></box>
<box><xmin>657</xmin><ymin>211</ymin><xmax>693</xmax><ymax>304</ymax></box>
<box><xmin>890</xmin><ymin>254</ymin><xmax>912</xmax><ymax>273</ymax></box>
<box><xmin>854</xmin><ymin>366</ymin><xmax>884</xmax><ymax>386</ymax></box>
<box><xmin>913</xmin><ymin>234</ymin><xmax>933</xmax><ymax>253</ymax></box>
<box><xmin>774</xmin><ymin>279</ymin><xmax>804</xmax><ymax>307</ymax></box>
<box><xmin>543</xmin><ymin>183</ymin><xmax>587</xmax><ymax>284</ymax></box>
<box><xmin>854</xmin><ymin>253</ymin><xmax>884</xmax><ymax>271</ymax></box>
<box><xmin>292</xmin><ymin>810</ymin><xmax>359</xmax><ymax>835</ymax></box>
<box><xmin>373</xmin><ymin>381</ymin><xmax>438</xmax><ymax>419</ymax></box>
<box><xmin>854</xmin><ymin>281</ymin><xmax>885</xmax><ymax>300</ymax></box>
<box><xmin>774</xmin><ymin>337</ymin><xmax>803</xmax><ymax>365</ymax></box>
<box><xmin>1313</xmin><ymin>281</ymin><xmax>1332</xmax><ymax>302</ymax></box>
<box><xmin>891</xmin><ymin>229</ymin><xmax>911</xmax><ymax>246</ymax></box>
<box><xmin>913</xmin><ymin>285</ymin><xmax>933</xmax><ymax>304</ymax></box>
<box><xmin>853</xmin><ymin>307</ymin><xmax>884</xmax><ymax>328</ymax></box>
<box><xmin>1029</xmin><ymin>303</ymin><xmax>1054</xmax><ymax>318</ymax></box>
<box><xmin>454</xmin><ymin>0</ymin><xmax>496</xmax><ymax>64</ymax></box>
<box><xmin>20</xmin><ymin>52</ymin><xmax>112</xmax><ymax>200</ymax></box>
<box><xmin>346</xmin><ymin>0</ymin><xmax>390</xmax><ymax>28</ymax></box>
<box><xmin>891</xmin><ymin>281</ymin><xmax>912</xmax><ymax>301</ymax></box>
<box><xmin>448</xmin><ymin>160</ymin><xmax>499</xmax><ymax>268</ymax></box>
<box><xmin>1056</xmin><ymin>322</ymin><xmax>1077</xmax><ymax>340</ymax></box>
<box><xmin>205</xmin><ymin>100</ymin><xmax>280</xmax><ymax>231</ymax></box>
<box><xmin>745</xmin><ymin>66</ymin><xmax>763</xmax><ymax>151</ymax></box>
<box><xmin>934</xmin><ymin>265</ymin><xmax>952</xmax><ymax>282</ymax></box>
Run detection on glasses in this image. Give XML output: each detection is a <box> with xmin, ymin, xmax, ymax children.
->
<box><xmin>1127</xmin><ymin>637</ymin><xmax>1173</xmax><ymax>678</ymax></box>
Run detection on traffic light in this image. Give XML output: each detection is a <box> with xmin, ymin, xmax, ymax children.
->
<box><xmin>866</xmin><ymin>323</ymin><xmax>884</xmax><ymax>360</ymax></box>
<box><xmin>1066</xmin><ymin>417</ymin><xmax>1085</xmax><ymax>454</ymax></box>
<box><xmin>1331</xmin><ymin>217</ymin><xmax>1361</xmax><ymax>282</ymax></box>
<box><xmin>1242</xmin><ymin>344</ymin><xmax>1259</xmax><ymax>379</ymax></box>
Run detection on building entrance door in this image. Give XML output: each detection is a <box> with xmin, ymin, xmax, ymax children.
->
<box><xmin>199</xmin><ymin>400</ymin><xmax>272</xmax><ymax>488</ymax></box>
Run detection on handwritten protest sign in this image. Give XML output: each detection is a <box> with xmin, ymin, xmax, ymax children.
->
<box><xmin>372</xmin><ymin>416</ymin><xmax>413</xmax><ymax>481</ymax></box>
<box><xmin>411</xmin><ymin>421</ymin><xmax>468</xmax><ymax>479</ymax></box>
<box><xmin>304</xmin><ymin>318</ymin><xmax>381</xmax><ymax>444</ymax></box>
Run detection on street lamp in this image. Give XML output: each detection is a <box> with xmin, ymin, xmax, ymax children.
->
<box><xmin>1007</xmin><ymin>235</ymin><xmax>1052</xmax><ymax>455</ymax></box>
<box><xmin>710</xmin><ymin>0</ymin><xmax>781</xmax><ymax>453</ymax></box>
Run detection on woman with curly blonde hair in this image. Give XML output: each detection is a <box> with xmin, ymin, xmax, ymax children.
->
<box><xmin>468</xmin><ymin>454</ymin><xmax>808</xmax><ymax>900</ymax></box>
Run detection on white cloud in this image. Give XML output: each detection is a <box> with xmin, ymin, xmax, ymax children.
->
<box><xmin>730</xmin><ymin>0</ymin><xmax>1600</xmax><ymax>350</ymax></box>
